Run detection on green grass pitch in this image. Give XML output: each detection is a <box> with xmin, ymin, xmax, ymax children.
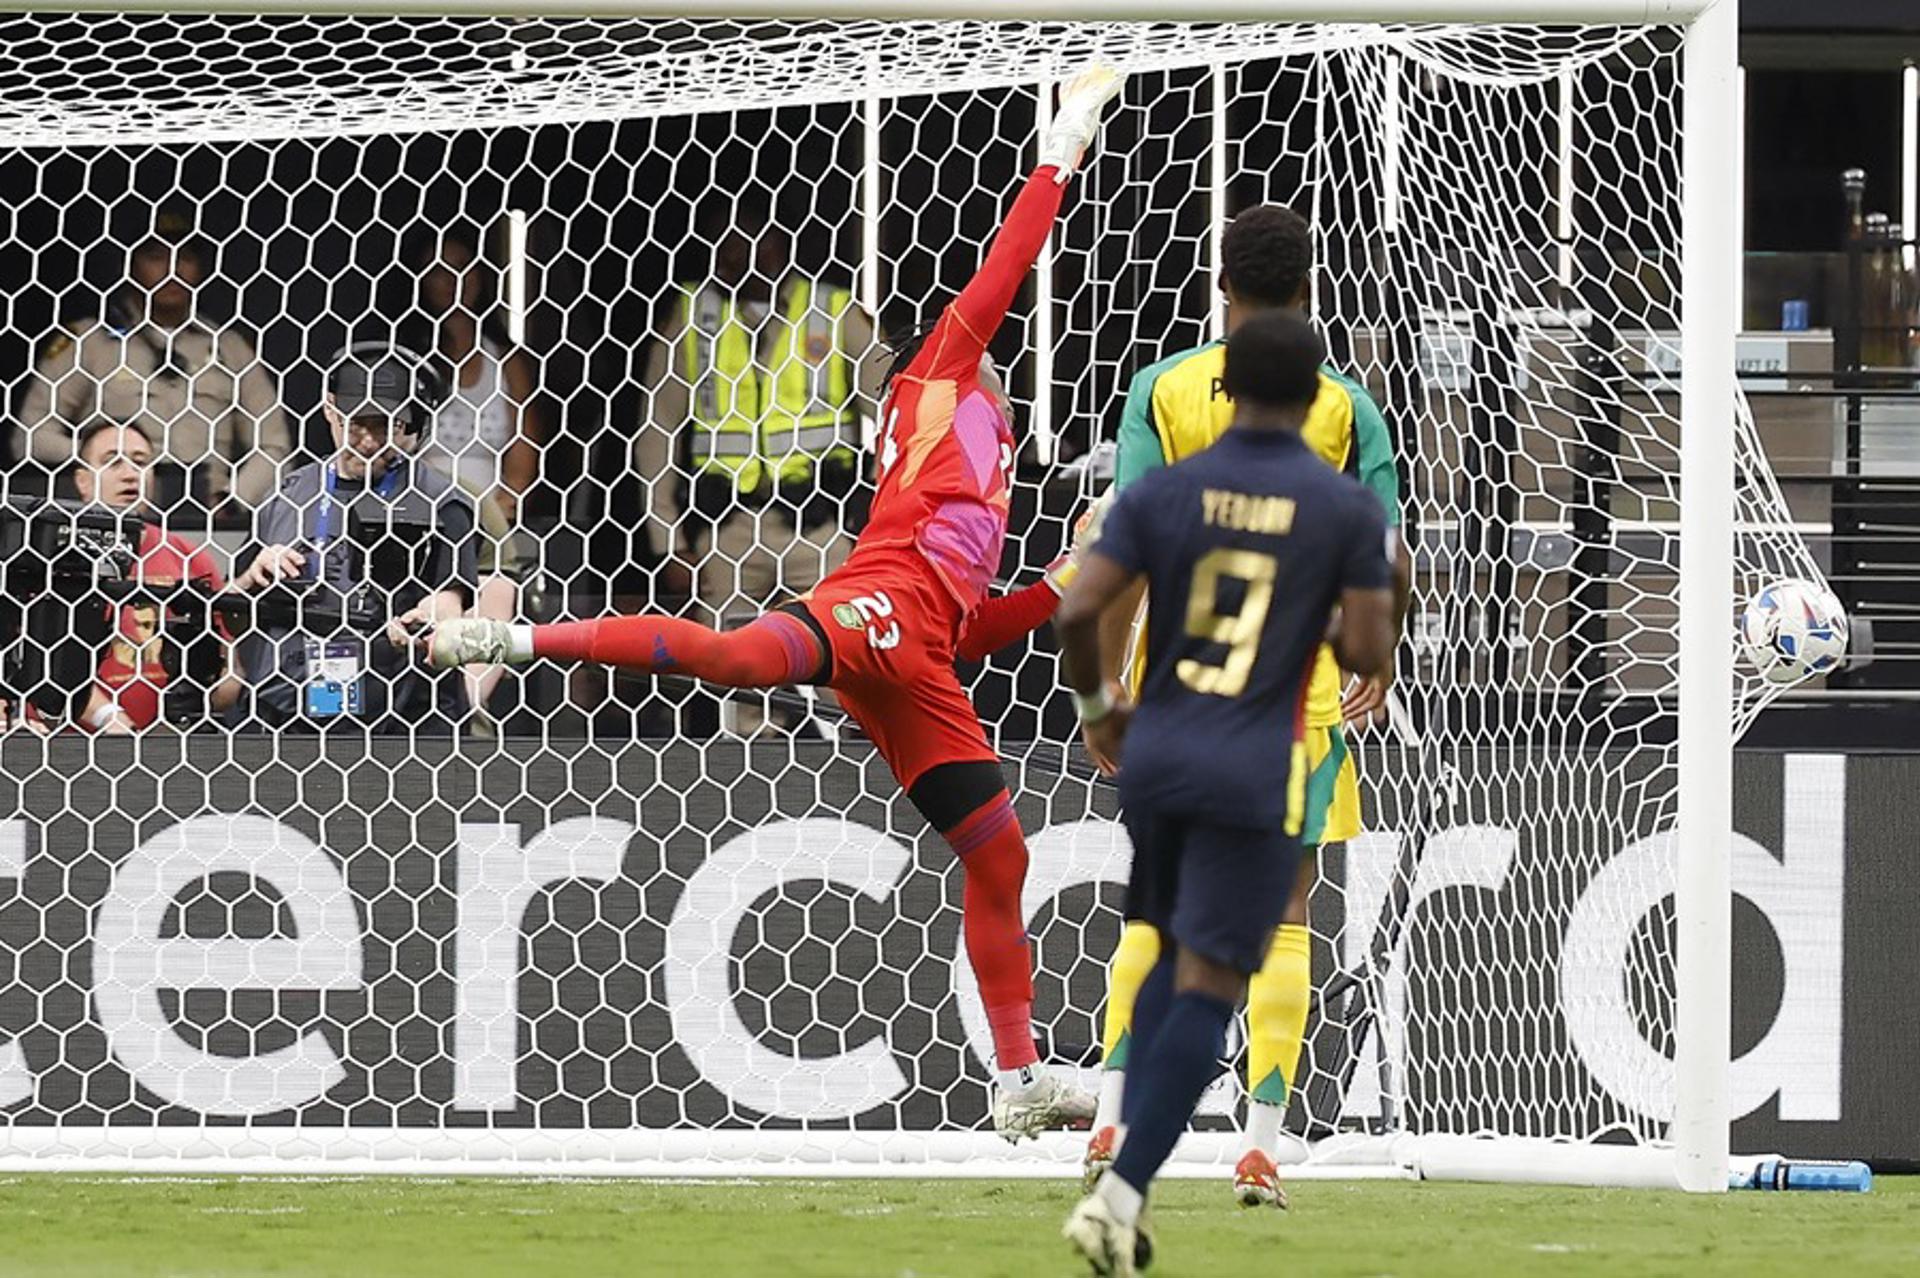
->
<box><xmin>4</xmin><ymin>1174</ymin><xmax>1916</xmax><ymax>1277</ymax></box>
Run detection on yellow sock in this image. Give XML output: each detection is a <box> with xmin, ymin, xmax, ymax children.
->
<box><xmin>1099</xmin><ymin>921</ymin><xmax>1162</xmax><ymax>1073</ymax></box>
<box><xmin>1246</xmin><ymin>923</ymin><xmax>1312</xmax><ymax>1107</ymax></box>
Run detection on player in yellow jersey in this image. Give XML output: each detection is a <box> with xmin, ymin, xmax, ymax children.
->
<box><xmin>1081</xmin><ymin>204</ymin><xmax>1409</xmax><ymax>1209</ymax></box>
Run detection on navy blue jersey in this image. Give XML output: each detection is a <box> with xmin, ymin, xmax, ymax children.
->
<box><xmin>1093</xmin><ymin>427</ymin><xmax>1392</xmax><ymax>831</ymax></box>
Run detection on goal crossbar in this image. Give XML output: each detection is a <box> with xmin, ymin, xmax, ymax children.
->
<box><xmin>27</xmin><ymin>1</ymin><xmax>1720</xmax><ymax>24</ymax></box>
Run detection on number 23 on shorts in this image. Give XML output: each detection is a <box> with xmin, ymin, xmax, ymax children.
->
<box><xmin>832</xmin><ymin>590</ymin><xmax>902</xmax><ymax>651</ymax></box>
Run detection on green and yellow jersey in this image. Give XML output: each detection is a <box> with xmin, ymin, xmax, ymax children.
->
<box><xmin>1113</xmin><ymin>336</ymin><xmax>1401</xmax><ymax>730</ymax></box>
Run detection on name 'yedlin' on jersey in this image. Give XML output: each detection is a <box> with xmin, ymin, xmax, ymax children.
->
<box><xmin>1201</xmin><ymin>488</ymin><xmax>1295</xmax><ymax>535</ymax></box>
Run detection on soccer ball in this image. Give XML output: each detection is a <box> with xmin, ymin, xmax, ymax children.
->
<box><xmin>1739</xmin><ymin>578</ymin><xmax>1848</xmax><ymax>685</ymax></box>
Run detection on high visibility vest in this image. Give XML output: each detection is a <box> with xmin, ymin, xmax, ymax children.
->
<box><xmin>682</xmin><ymin>279</ymin><xmax>857</xmax><ymax>493</ymax></box>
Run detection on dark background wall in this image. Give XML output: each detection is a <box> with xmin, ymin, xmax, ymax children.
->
<box><xmin>1744</xmin><ymin>1</ymin><xmax>1920</xmax><ymax>251</ymax></box>
<box><xmin>1747</xmin><ymin>0</ymin><xmax>1920</xmax><ymax>31</ymax></box>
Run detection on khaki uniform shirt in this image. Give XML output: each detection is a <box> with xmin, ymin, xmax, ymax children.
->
<box><xmin>15</xmin><ymin>311</ymin><xmax>294</xmax><ymax>509</ymax></box>
<box><xmin>634</xmin><ymin>278</ymin><xmax>883</xmax><ymax>557</ymax></box>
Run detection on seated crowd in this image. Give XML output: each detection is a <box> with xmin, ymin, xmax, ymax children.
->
<box><xmin>1</xmin><ymin>204</ymin><xmax>883</xmax><ymax>737</ymax></box>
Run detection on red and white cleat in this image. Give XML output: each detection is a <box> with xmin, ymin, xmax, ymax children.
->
<box><xmin>1082</xmin><ymin>1125</ymin><xmax>1120</xmax><ymax>1192</ymax></box>
<box><xmin>1232</xmin><ymin>1148</ymin><xmax>1290</xmax><ymax>1210</ymax></box>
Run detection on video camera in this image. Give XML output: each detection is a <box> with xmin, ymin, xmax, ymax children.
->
<box><xmin>0</xmin><ymin>495</ymin><xmax>145</xmax><ymax>722</ymax></box>
<box><xmin>1</xmin><ymin>483</ymin><xmax>450</xmax><ymax>729</ymax></box>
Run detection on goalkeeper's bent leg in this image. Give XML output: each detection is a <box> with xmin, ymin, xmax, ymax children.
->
<box><xmin>1093</xmin><ymin>921</ymin><xmax>1163</xmax><ymax>1131</ymax></box>
<box><xmin>530</xmin><ymin>613</ymin><xmax>825</xmax><ymax>687</ymax></box>
<box><xmin>908</xmin><ymin>758</ymin><xmax>1095</xmax><ymax>1139</ymax></box>
<box><xmin>909</xmin><ymin>762</ymin><xmax>1039</xmax><ymax>1072</ymax></box>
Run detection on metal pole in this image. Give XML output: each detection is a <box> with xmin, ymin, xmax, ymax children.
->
<box><xmin>1382</xmin><ymin>51</ymin><xmax>1403</xmax><ymax>240</ymax></box>
<box><xmin>1904</xmin><ymin>64</ymin><xmax>1917</xmax><ymax>275</ymax></box>
<box><xmin>1734</xmin><ymin>65</ymin><xmax>1747</xmax><ymax>322</ymax></box>
<box><xmin>505</xmin><ymin>208</ymin><xmax>529</xmax><ymax>346</ymax></box>
<box><xmin>861</xmin><ymin>54</ymin><xmax>884</xmax><ymax>451</ymax></box>
<box><xmin>1311</xmin><ymin>54</ymin><xmax>1327</xmax><ymax>322</ymax></box>
<box><xmin>1558</xmin><ymin>66</ymin><xmax>1576</xmax><ymax>295</ymax></box>
<box><xmin>1209</xmin><ymin>63</ymin><xmax>1229</xmax><ymax>341</ymax></box>
<box><xmin>1033</xmin><ymin>80</ymin><xmax>1057</xmax><ymax>466</ymax></box>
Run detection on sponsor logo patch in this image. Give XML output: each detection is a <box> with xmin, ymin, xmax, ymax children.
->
<box><xmin>831</xmin><ymin>603</ymin><xmax>863</xmax><ymax>631</ymax></box>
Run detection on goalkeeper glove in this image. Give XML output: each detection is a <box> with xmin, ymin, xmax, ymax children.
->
<box><xmin>1039</xmin><ymin>65</ymin><xmax>1125</xmax><ymax>182</ymax></box>
<box><xmin>1044</xmin><ymin>488</ymin><xmax>1115</xmax><ymax>595</ymax></box>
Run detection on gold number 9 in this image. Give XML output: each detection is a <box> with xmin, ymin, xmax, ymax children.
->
<box><xmin>1176</xmin><ymin>548</ymin><xmax>1278</xmax><ymax>697</ymax></box>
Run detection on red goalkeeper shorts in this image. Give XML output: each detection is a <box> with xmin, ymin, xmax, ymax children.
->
<box><xmin>798</xmin><ymin>551</ymin><xmax>999</xmax><ymax>791</ymax></box>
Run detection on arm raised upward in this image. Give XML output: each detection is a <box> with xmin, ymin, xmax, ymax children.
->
<box><xmin>909</xmin><ymin>67</ymin><xmax>1124</xmax><ymax>383</ymax></box>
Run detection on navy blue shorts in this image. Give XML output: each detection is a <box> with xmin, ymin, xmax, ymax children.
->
<box><xmin>1121</xmin><ymin>807</ymin><xmax>1303</xmax><ymax>975</ymax></box>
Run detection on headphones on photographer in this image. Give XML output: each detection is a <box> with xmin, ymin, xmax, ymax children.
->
<box><xmin>325</xmin><ymin>340</ymin><xmax>449</xmax><ymax>442</ymax></box>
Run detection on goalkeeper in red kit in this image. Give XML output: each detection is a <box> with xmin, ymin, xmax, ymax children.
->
<box><xmin>423</xmin><ymin>66</ymin><xmax>1125</xmax><ymax>1140</ymax></box>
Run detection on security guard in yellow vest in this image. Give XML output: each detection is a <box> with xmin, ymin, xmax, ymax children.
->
<box><xmin>636</xmin><ymin>219</ymin><xmax>883</xmax><ymax>627</ymax></box>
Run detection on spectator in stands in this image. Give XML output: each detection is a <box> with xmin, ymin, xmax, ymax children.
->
<box><xmin>404</xmin><ymin>225</ymin><xmax>546</xmax><ymax>523</ymax></box>
<box><xmin>14</xmin><ymin>209</ymin><xmax>296</xmax><ymax>516</ymax></box>
<box><xmin>67</xmin><ymin>419</ymin><xmax>243</xmax><ymax>732</ymax></box>
<box><xmin>635</xmin><ymin>204</ymin><xmax>885</xmax><ymax>633</ymax></box>
<box><xmin>230</xmin><ymin>344</ymin><xmax>477</xmax><ymax>732</ymax></box>
<box><xmin>401</xmin><ymin>226</ymin><xmax>544</xmax><ymax>721</ymax></box>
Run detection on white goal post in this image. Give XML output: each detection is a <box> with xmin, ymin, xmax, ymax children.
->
<box><xmin>0</xmin><ymin>0</ymin><xmax>1764</xmax><ymax>1193</ymax></box>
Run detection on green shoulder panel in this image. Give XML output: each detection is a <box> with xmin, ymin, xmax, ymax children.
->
<box><xmin>1323</xmin><ymin>366</ymin><xmax>1402</xmax><ymax>526</ymax></box>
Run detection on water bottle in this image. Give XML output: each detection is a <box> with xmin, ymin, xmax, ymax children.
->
<box><xmin>1730</xmin><ymin>1158</ymin><xmax>1872</xmax><ymax>1192</ymax></box>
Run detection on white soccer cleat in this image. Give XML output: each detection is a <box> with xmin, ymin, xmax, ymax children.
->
<box><xmin>1063</xmin><ymin>1192</ymin><xmax>1137</xmax><ymax>1278</ymax></box>
<box><xmin>1081</xmin><ymin>1124</ymin><xmax>1120</xmax><ymax>1191</ymax></box>
<box><xmin>991</xmin><ymin>1070</ymin><xmax>1097</xmax><ymax>1143</ymax></box>
<box><xmin>1232</xmin><ymin>1148</ymin><xmax>1290</xmax><ymax>1210</ymax></box>
<box><xmin>426</xmin><ymin>618</ymin><xmax>516</xmax><ymax>670</ymax></box>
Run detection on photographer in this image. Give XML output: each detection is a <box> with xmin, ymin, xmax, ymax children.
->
<box><xmin>232</xmin><ymin>344</ymin><xmax>477</xmax><ymax>732</ymax></box>
<box><xmin>67</xmin><ymin>419</ymin><xmax>243</xmax><ymax>732</ymax></box>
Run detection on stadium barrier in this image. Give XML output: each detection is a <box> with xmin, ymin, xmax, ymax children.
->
<box><xmin>0</xmin><ymin>738</ymin><xmax>1902</xmax><ymax>1176</ymax></box>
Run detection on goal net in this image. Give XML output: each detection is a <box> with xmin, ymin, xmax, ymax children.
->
<box><xmin>0</xmin><ymin>8</ymin><xmax>1805</xmax><ymax>1183</ymax></box>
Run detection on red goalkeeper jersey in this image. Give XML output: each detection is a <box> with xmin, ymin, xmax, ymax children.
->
<box><xmin>853</xmin><ymin>165</ymin><xmax>1067</xmax><ymax>615</ymax></box>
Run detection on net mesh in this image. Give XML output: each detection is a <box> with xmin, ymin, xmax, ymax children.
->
<box><xmin>0</xmin><ymin>14</ymin><xmax>1816</xmax><ymax>1170</ymax></box>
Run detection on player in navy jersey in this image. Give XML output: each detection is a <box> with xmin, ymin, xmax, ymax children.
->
<box><xmin>1054</xmin><ymin>310</ymin><xmax>1400</xmax><ymax>1276</ymax></box>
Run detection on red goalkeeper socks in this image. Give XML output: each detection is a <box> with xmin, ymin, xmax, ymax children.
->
<box><xmin>532</xmin><ymin>613</ymin><xmax>824</xmax><ymax>688</ymax></box>
<box><xmin>946</xmin><ymin>791</ymin><xmax>1040</xmax><ymax>1070</ymax></box>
